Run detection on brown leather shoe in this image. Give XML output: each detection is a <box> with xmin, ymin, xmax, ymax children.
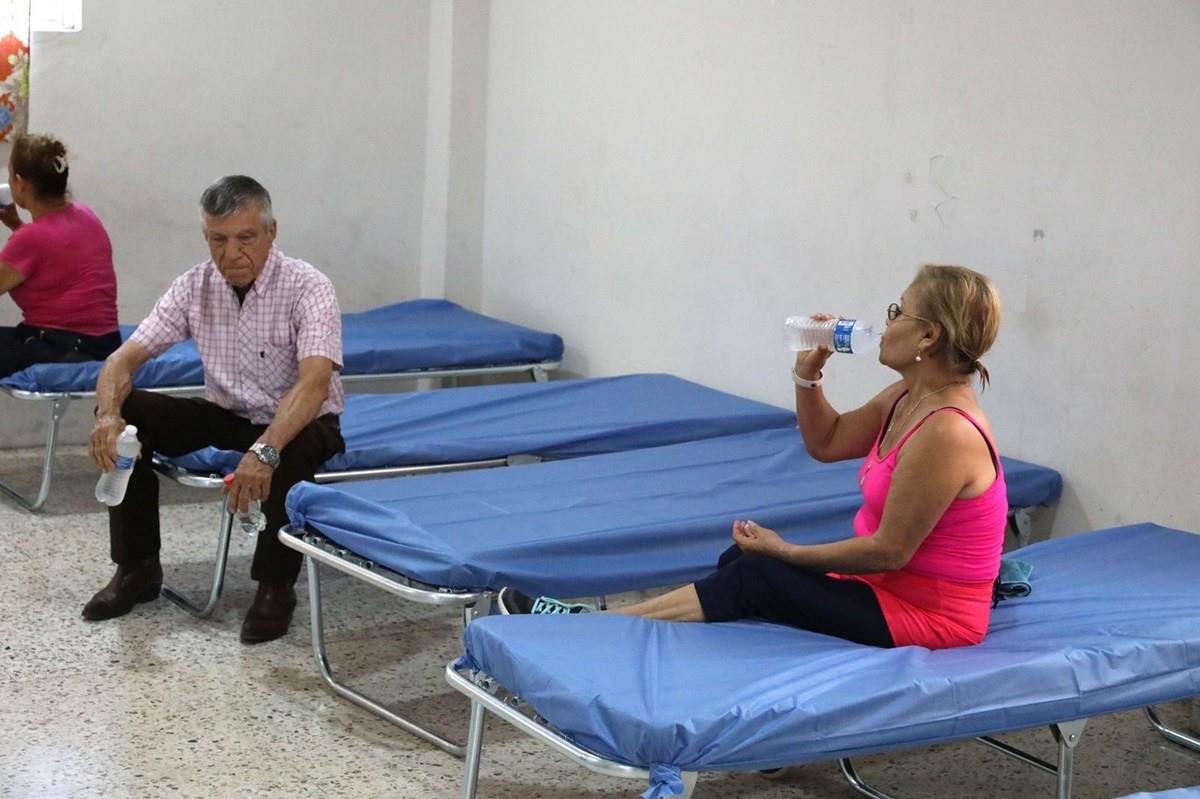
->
<box><xmin>240</xmin><ymin>581</ymin><xmax>297</xmax><ymax>644</ymax></box>
<box><xmin>81</xmin><ymin>558</ymin><xmax>163</xmax><ymax>621</ymax></box>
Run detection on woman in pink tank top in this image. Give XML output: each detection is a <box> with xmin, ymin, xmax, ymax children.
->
<box><xmin>499</xmin><ymin>265</ymin><xmax>1007</xmax><ymax>651</ymax></box>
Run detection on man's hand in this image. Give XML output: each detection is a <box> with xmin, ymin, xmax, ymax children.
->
<box><xmin>89</xmin><ymin>415</ymin><xmax>127</xmax><ymax>471</ymax></box>
<box><xmin>732</xmin><ymin>519</ymin><xmax>789</xmax><ymax>560</ymax></box>
<box><xmin>91</xmin><ymin>341</ymin><xmax>153</xmax><ymax>470</ymax></box>
<box><xmin>225</xmin><ymin>452</ymin><xmax>274</xmax><ymax>514</ymax></box>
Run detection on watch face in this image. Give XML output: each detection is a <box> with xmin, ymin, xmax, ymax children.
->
<box><xmin>253</xmin><ymin>444</ymin><xmax>280</xmax><ymax>466</ymax></box>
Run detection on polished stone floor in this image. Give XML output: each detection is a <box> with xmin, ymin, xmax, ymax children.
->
<box><xmin>0</xmin><ymin>446</ymin><xmax>1197</xmax><ymax>798</ymax></box>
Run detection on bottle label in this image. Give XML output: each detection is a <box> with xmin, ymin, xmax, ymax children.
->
<box><xmin>833</xmin><ymin>319</ymin><xmax>856</xmax><ymax>353</ymax></box>
<box><xmin>115</xmin><ymin>455</ymin><xmax>135</xmax><ymax>471</ymax></box>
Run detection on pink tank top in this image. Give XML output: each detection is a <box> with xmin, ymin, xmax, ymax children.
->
<box><xmin>841</xmin><ymin>395</ymin><xmax>1008</xmax><ymax>648</ymax></box>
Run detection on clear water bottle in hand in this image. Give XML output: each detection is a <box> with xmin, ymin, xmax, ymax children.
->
<box><xmin>784</xmin><ymin>316</ymin><xmax>880</xmax><ymax>354</ymax></box>
<box><xmin>0</xmin><ymin>183</ymin><xmax>12</xmax><ymax>207</ymax></box>
<box><xmin>223</xmin><ymin>474</ymin><xmax>267</xmax><ymax>537</ymax></box>
<box><xmin>95</xmin><ymin>425</ymin><xmax>141</xmax><ymax>506</ymax></box>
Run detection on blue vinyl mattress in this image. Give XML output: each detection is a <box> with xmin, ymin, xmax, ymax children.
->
<box><xmin>0</xmin><ymin>299</ymin><xmax>563</xmax><ymax>393</ymax></box>
<box><xmin>461</xmin><ymin>524</ymin><xmax>1200</xmax><ymax>776</ymax></box>
<box><xmin>165</xmin><ymin>374</ymin><xmax>797</xmax><ymax>476</ymax></box>
<box><xmin>286</xmin><ymin>427</ymin><xmax>1063</xmax><ymax>596</ymax></box>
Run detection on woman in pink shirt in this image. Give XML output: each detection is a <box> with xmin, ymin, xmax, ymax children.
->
<box><xmin>500</xmin><ymin>265</ymin><xmax>1007</xmax><ymax>651</ymax></box>
<box><xmin>0</xmin><ymin>133</ymin><xmax>120</xmax><ymax>378</ymax></box>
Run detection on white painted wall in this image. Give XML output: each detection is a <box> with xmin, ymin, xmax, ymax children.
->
<box><xmin>1</xmin><ymin>0</ymin><xmax>434</xmax><ymax>446</ymax></box>
<box><xmin>3</xmin><ymin>0</ymin><xmax>1198</xmax><ymax>540</ymax></box>
<box><xmin>442</xmin><ymin>0</ymin><xmax>489</xmax><ymax>311</ymax></box>
<box><xmin>474</xmin><ymin>0</ymin><xmax>1200</xmax><ymax>537</ymax></box>
<box><xmin>25</xmin><ymin>0</ymin><xmax>430</xmax><ymax>316</ymax></box>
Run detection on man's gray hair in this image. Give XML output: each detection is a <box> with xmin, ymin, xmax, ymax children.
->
<box><xmin>199</xmin><ymin>175</ymin><xmax>275</xmax><ymax>227</ymax></box>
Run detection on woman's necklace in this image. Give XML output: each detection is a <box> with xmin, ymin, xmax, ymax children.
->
<box><xmin>885</xmin><ymin>380</ymin><xmax>969</xmax><ymax>440</ymax></box>
<box><xmin>860</xmin><ymin>380</ymin><xmax>970</xmax><ymax>487</ymax></box>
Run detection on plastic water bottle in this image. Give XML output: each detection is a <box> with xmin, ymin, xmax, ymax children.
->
<box><xmin>0</xmin><ymin>183</ymin><xmax>12</xmax><ymax>207</ymax></box>
<box><xmin>223</xmin><ymin>473</ymin><xmax>267</xmax><ymax>537</ymax></box>
<box><xmin>95</xmin><ymin>425</ymin><xmax>141</xmax><ymax>506</ymax></box>
<box><xmin>784</xmin><ymin>317</ymin><xmax>880</xmax><ymax>354</ymax></box>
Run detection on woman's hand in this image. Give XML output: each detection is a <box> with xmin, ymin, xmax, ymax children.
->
<box><xmin>225</xmin><ymin>453</ymin><xmax>274</xmax><ymax>514</ymax></box>
<box><xmin>793</xmin><ymin>312</ymin><xmax>836</xmax><ymax>381</ymax></box>
<box><xmin>732</xmin><ymin>520</ymin><xmax>789</xmax><ymax>559</ymax></box>
<box><xmin>0</xmin><ymin>204</ymin><xmax>22</xmax><ymax>232</ymax></box>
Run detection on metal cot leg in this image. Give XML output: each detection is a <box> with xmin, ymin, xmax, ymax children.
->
<box><xmin>1012</xmin><ymin>507</ymin><xmax>1034</xmax><ymax>547</ymax></box>
<box><xmin>0</xmin><ymin>395</ymin><xmax>70</xmax><ymax>512</ymax></box>
<box><xmin>838</xmin><ymin>759</ymin><xmax>895</xmax><ymax>799</ymax></box>
<box><xmin>162</xmin><ymin>496</ymin><xmax>234</xmax><ymax>618</ymax></box>
<box><xmin>1051</xmin><ymin>719</ymin><xmax>1086</xmax><ymax>799</ymax></box>
<box><xmin>839</xmin><ymin>719</ymin><xmax>1088</xmax><ymax>799</ymax></box>
<box><xmin>1145</xmin><ymin>705</ymin><xmax>1200</xmax><ymax>752</ymax></box>
<box><xmin>461</xmin><ymin>700</ymin><xmax>487</xmax><ymax>799</ymax></box>
<box><xmin>305</xmin><ymin>555</ymin><xmax>468</xmax><ymax>757</ymax></box>
<box><xmin>463</xmin><ymin>598</ymin><xmax>491</xmax><ymax>627</ymax></box>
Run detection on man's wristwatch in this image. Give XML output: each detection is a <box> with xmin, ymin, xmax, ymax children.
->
<box><xmin>249</xmin><ymin>442</ymin><xmax>281</xmax><ymax>468</ymax></box>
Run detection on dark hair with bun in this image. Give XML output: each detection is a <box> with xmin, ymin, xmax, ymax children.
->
<box><xmin>11</xmin><ymin>133</ymin><xmax>70</xmax><ymax>199</ymax></box>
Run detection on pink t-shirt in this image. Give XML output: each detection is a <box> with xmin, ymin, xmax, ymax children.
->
<box><xmin>839</xmin><ymin>401</ymin><xmax>1008</xmax><ymax>649</ymax></box>
<box><xmin>1</xmin><ymin>203</ymin><xmax>119</xmax><ymax>337</ymax></box>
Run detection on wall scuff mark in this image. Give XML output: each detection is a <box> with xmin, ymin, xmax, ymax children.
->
<box><xmin>929</xmin><ymin>155</ymin><xmax>959</xmax><ymax>226</ymax></box>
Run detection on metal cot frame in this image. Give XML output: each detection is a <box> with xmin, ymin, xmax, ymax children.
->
<box><xmin>154</xmin><ymin>456</ymin><xmax>540</xmax><ymax>621</ymax></box>
<box><xmin>0</xmin><ymin>360</ymin><xmax>557</xmax><ymax>512</ymax></box>
<box><xmin>445</xmin><ymin>661</ymin><xmax>1200</xmax><ymax>799</ymax></box>
<box><xmin>262</xmin><ymin>510</ymin><xmax>1046</xmax><ymax>763</ymax></box>
<box><xmin>281</xmin><ymin>527</ymin><xmax>494</xmax><ymax>756</ymax></box>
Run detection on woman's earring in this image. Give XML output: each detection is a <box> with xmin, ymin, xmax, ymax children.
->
<box><xmin>915</xmin><ymin>351</ymin><xmax>922</xmax><ymax>363</ymax></box>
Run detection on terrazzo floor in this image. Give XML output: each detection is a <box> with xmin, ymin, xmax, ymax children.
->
<box><xmin>1</xmin><ymin>445</ymin><xmax>1197</xmax><ymax>798</ymax></box>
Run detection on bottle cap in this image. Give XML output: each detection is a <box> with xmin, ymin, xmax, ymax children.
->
<box><xmin>223</xmin><ymin>473</ymin><xmax>235</xmax><ymax>486</ymax></box>
<box><xmin>124</xmin><ymin>424</ymin><xmax>138</xmax><ymax>436</ymax></box>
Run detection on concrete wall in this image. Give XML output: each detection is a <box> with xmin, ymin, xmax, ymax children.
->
<box><xmin>4</xmin><ymin>1</ymin><xmax>1199</xmax><ymax>541</ymax></box>
<box><xmin>1</xmin><ymin>0</ymin><xmax>434</xmax><ymax>446</ymax></box>
<box><xmin>474</xmin><ymin>0</ymin><xmax>1200</xmax><ymax>537</ymax></box>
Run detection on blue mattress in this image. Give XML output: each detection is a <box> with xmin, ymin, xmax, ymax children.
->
<box><xmin>461</xmin><ymin>524</ymin><xmax>1200</xmax><ymax>781</ymax></box>
<box><xmin>1119</xmin><ymin>790</ymin><xmax>1200</xmax><ymax>799</ymax></box>
<box><xmin>286</xmin><ymin>427</ymin><xmax>1063</xmax><ymax>596</ymax></box>
<box><xmin>0</xmin><ymin>299</ymin><xmax>563</xmax><ymax>393</ymax></box>
<box><xmin>165</xmin><ymin>374</ymin><xmax>797</xmax><ymax>476</ymax></box>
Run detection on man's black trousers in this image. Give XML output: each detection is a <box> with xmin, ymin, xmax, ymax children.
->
<box><xmin>109</xmin><ymin>390</ymin><xmax>344</xmax><ymax>584</ymax></box>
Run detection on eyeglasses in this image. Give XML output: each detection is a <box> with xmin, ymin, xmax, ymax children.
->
<box><xmin>887</xmin><ymin>302</ymin><xmax>934</xmax><ymax>325</ymax></box>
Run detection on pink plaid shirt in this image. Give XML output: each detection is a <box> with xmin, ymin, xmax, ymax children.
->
<box><xmin>130</xmin><ymin>246</ymin><xmax>345</xmax><ymax>424</ymax></box>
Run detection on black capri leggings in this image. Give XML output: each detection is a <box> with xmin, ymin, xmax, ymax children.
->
<box><xmin>693</xmin><ymin>544</ymin><xmax>895</xmax><ymax>648</ymax></box>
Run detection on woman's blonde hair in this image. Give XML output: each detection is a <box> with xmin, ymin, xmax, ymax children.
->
<box><xmin>910</xmin><ymin>263</ymin><xmax>1001</xmax><ymax>389</ymax></box>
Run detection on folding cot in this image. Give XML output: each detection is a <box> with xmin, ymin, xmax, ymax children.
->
<box><xmin>280</xmin><ymin>426</ymin><xmax>1063</xmax><ymax>756</ymax></box>
<box><xmin>153</xmin><ymin>374</ymin><xmax>797</xmax><ymax>617</ymax></box>
<box><xmin>0</xmin><ymin>299</ymin><xmax>563</xmax><ymax>510</ymax></box>
<box><xmin>449</xmin><ymin>523</ymin><xmax>1200</xmax><ymax>799</ymax></box>
<box><xmin>1118</xmin><ymin>790</ymin><xmax>1200</xmax><ymax>799</ymax></box>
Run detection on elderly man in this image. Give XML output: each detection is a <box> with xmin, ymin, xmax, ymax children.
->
<box><xmin>85</xmin><ymin>175</ymin><xmax>345</xmax><ymax>643</ymax></box>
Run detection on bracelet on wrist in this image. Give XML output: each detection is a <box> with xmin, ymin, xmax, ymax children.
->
<box><xmin>791</xmin><ymin>368</ymin><xmax>823</xmax><ymax>390</ymax></box>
